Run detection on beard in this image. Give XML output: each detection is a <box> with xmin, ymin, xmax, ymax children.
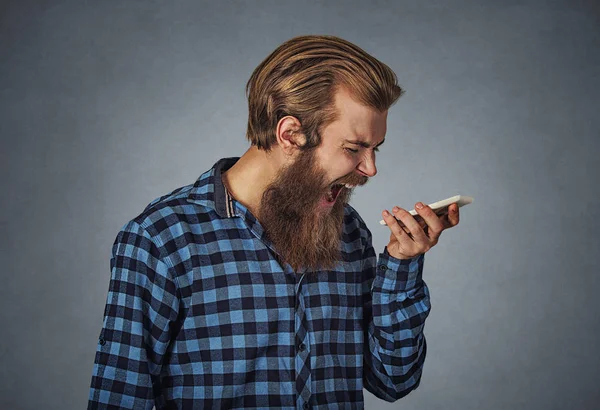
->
<box><xmin>258</xmin><ymin>148</ymin><xmax>368</xmax><ymax>272</ymax></box>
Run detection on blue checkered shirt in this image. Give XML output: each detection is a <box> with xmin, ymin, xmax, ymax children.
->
<box><xmin>88</xmin><ymin>157</ymin><xmax>430</xmax><ymax>409</ymax></box>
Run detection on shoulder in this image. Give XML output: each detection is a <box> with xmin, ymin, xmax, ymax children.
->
<box><xmin>118</xmin><ymin>181</ymin><xmax>214</xmax><ymax>245</ymax></box>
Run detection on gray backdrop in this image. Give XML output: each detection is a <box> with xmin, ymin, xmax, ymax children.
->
<box><xmin>2</xmin><ymin>1</ymin><xmax>599</xmax><ymax>409</ymax></box>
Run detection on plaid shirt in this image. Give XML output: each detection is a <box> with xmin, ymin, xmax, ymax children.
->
<box><xmin>88</xmin><ymin>157</ymin><xmax>430</xmax><ymax>410</ymax></box>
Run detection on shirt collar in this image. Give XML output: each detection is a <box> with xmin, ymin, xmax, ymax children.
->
<box><xmin>186</xmin><ymin>157</ymin><xmax>240</xmax><ymax>218</ymax></box>
<box><xmin>186</xmin><ymin>156</ymin><xmax>278</xmax><ymax>263</ymax></box>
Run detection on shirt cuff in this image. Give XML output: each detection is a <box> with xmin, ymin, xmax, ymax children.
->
<box><xmin>376</xmin><ymin>247</ymin><xmax>425</xmax><ymax>292</ymax></box>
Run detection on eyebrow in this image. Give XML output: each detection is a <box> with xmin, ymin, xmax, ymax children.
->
<box><xmin>344</xmin><ymin>138</ymin><xmax>386</xmax><ymax>149</ymax></box>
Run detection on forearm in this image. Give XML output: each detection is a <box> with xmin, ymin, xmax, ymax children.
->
<box><xmin>363</xmin><ymin>250</ymin><xmax>430</xmax><ymax>402</ymax></box>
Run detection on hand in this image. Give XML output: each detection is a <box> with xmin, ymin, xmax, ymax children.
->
<box><xmin>382</xmin><ymin>202</ymin><xmax>460</xmax><ymax>260</ymax></box>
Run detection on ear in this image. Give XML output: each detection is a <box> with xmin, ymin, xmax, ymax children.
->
<box><xmin>275</xmin><ymin>116</ymin><xmax>306</xmax><ymax>156</ymax></box>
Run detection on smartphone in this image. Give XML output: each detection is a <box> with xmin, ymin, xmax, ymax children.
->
<box><xmin>379</xmin><ymin>195</ymin><xmax>473</xmax><ymax>227</ymax></box>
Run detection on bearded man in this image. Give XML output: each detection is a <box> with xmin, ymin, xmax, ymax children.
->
<box><xmin>88</xmin><ymin>35</ymin><xmax>460</xmax><ymax>409</ymax></box>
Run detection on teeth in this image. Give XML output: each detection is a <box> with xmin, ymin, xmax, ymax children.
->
<box><xmin>344</xmin><ymin>183</ymin><xmax>356</xmax><ymax>189</ymax></box>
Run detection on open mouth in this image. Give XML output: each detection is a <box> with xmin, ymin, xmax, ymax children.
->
<box><xmin>325</xmin><ymin>184</ymin><xmax>342</xmax><ymax>203</ymax></box>
<box><xmin>325</xmin><ymin>183</ymin><xmax>357</xmax><ymax>203</ymax></box>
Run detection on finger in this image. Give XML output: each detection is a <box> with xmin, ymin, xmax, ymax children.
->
<box><xmin>392</xmin><ymin>207</ymin><xmax>428</xmax><ymax>243</ymax></box>
<box><xmin>439</xmin><ymin>213</ymin><xmax>453</xmax><ymax>230</ymax></box>
<box><xmin>412</xmin><ymin>214</ymin><xmax>429</xmax><ymax>231</ymax></box>
<box><xmin>433</xmin><ymin>207</ymin><xmax>450</xmax><ymax>219</ymax></box>
<box><xmin>447</xmin><ymin>203</ymin><xmax>460</xmax><ymax>226</ymax></box>
<box><xmin>413</xmin><ymin>203</ymin><xmax>444</xmax><ymax>239</ymax></box>
<box><xmin>389</xmin><ymin>213</ymin><xmax>416</xmax><ymax>235</ymax></box>
<box><xmin>412</xmin><ymin>215</ymin><xmax>430</xmax><ymax>236</ymax></box>
<box><xmin>383</xmin><ymin>210</ymin><xmax>416</xmax><ymax>244</ymax></box>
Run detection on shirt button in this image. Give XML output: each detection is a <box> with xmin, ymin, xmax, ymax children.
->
<box><xmin>378</xmin><ymin>264</ymin><xmax>388</xmax><ymax>271</ymax></box>
<box><xmin>99</xmin><ymin>337</ymin><xmax>106</xmax><ymax>346</ymax></box>
<box><xmin>299</xmin><ymin>343</ymin><xmax>306</xmax><ymax>352</ymax></box>
<box><xmin>303</xmin><ymin>402</ymin><xmax>310</xmax><ymax>409</ymax></box>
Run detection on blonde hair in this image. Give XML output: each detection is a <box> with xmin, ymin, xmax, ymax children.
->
<box><xmin>245</xmin><ymin>35</ymin><xmax>404</xmax><ymax>151</ymax></box>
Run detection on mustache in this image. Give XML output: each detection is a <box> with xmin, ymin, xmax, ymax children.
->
<box><xmin>334</xmin><ymin>175</ymin><xmax>369</xmax><ymax>187</ymax></box>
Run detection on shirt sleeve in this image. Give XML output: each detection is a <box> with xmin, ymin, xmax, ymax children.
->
<box><xmin>88</xmin><ymin>220</ymin><xmax>181</xmax><ymax>410</ymax></box>
<box><xmin>362</xmin><ymin>228</ymin><xmax>431</xmax><ymax>402</ymax></box>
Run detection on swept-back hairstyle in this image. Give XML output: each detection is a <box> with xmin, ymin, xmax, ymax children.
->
<box><xmin>245</xmin><ymin>35</ymin><xmax>404</xmax><ymax>151</ymax></box>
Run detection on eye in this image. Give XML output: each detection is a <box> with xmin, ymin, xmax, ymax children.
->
<box><xmin>344</xmin><ymin>147</ymin><xmax>359</xmax><ymax>154</ymax></box>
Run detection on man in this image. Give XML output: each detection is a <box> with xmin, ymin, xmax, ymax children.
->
<box><xmin>88</xmin><ymin>35</ymin><xmax>460</xmax><ymax>409</ymax></box>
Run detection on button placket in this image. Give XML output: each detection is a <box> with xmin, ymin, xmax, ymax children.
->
<box><xmin>294</xmin><ymin>274</ymin><xmax>312</xmax><ymax>408</ymax></box>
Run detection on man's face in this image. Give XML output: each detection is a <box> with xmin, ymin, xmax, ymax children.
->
<box><xmin>258</xmin><ymin>87</ymin><xmax>388</xmax><ymax>272</ymax></box>
<box><xmin>313</xmin><ymin>86</ymin><xmax>388</xmax><ymax>203</ymax></box>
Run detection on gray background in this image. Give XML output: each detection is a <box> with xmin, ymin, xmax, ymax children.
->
<box><xmin>2</xmin><ymin>1</ymin><xmax>599</xmax><ymax>409</ymax></box>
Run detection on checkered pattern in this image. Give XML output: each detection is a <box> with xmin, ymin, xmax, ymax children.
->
<box><xmin>88</xmin><ymin>157</ymin><xmax>430</xmax><ymax>409</ymax></box>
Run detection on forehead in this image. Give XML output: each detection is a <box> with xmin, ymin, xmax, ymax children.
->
<box><xmin>327</xmin><ymin>87</ymin><xmax>387</xmax><ymax>142</ymax></box>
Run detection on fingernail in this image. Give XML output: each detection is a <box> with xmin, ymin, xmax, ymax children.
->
<box><xmin>393</xmin><ymin>206</ymin><xmax>399</xmax><ymax>212</ymax></box>
<box><xmin>416</xmin><ymin>202</ymin><xmax>424</xmax><ymax>209</ymax></box>
<box><xmin>383</xmin><ymin>210</ymin><xmax>389</xmax><ymax>216</ymax></box>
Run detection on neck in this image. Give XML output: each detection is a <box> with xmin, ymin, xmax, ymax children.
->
<box><xmin>221</xmin><ymin>145</ymin><xmax>284</xmax><ymax>216</ymax></box>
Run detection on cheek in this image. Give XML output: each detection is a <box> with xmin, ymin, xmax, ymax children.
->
<box><xmin>333</xmin><ymin>157</ymin><xmax>359</xmax><ymax>180</ymax></box>
<box><xmin>316</xmin><ymin>149</ymin><xmax>358</xmax><ymax>179</ymax></box>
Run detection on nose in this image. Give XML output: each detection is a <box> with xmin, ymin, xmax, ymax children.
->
<box><xmin>356</xmin><ymin>151</ymin><xmax>377</xmax><ymax>178</ymax></box>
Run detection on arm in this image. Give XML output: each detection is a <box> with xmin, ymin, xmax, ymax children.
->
<box><xmin>88</xmin><ymin>220</ymin><xmax>180</xmax><ymax>409</ymax></box>
<box><xmin>362</xmin><ymin>228</ymin><xmax>431</xmax><ymax>402</ymax></box>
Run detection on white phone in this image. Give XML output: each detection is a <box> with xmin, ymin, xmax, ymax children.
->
<box><xmin>379</xmin><ymin>195</ymin><xmax>474</xmax><ymax>226</ymax></box>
